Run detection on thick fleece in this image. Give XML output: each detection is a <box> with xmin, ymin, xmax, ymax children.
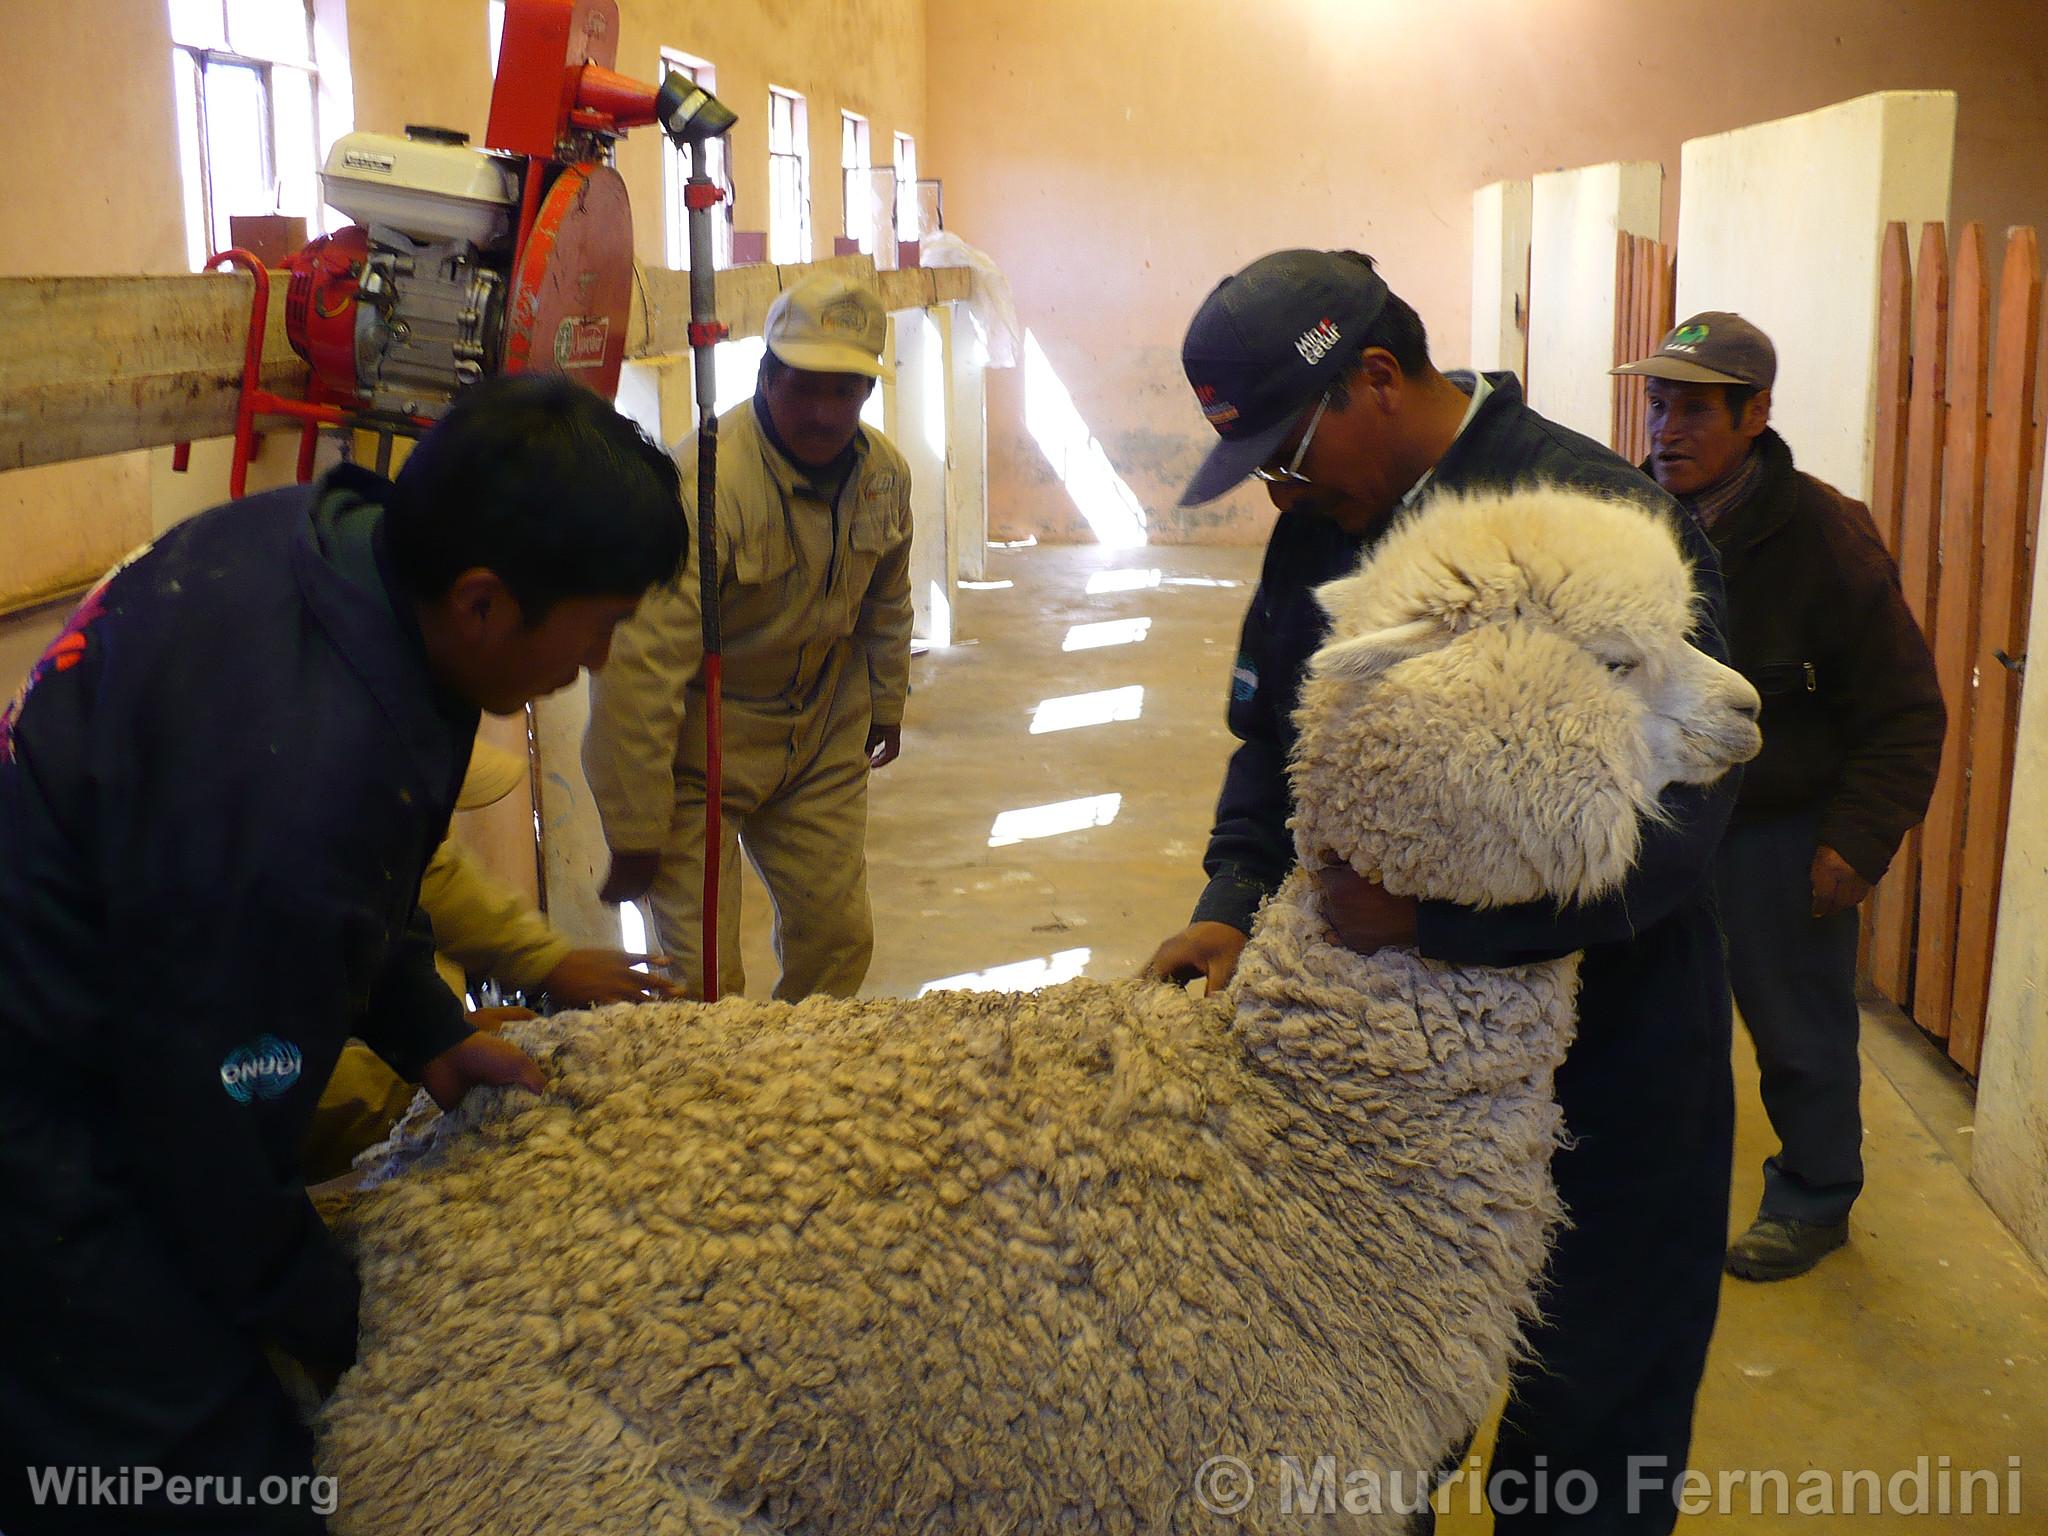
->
<box><xmin>316</xmin><ymin>487</ymin><xmax>1760</xmax><ymax>1535</ymax></box>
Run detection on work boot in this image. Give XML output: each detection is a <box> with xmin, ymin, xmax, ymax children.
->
<box><xmin>1725</xmin><ymin>1215</ymin><xmax>1849</xmax><ymax>1281</ymax></box>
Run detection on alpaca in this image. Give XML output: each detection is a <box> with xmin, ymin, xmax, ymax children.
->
<box><xmin>316</xmin><ymin>487</ymin><xmax>1760</xmax><ymax>1535</ymax></box>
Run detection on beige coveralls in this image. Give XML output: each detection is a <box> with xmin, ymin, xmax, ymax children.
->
<box><xmin>584</xmin><ymin>401</ymin><xmax>913</xmax><ymax>1000</ymax></box>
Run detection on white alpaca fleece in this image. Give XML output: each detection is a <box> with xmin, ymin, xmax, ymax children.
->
<box><xmin>1296</xmin><ymin>487</ymin><xmax>1759</xmax><ymax>908</ymax></box>
<box><xmin>316</xmin><ymin>488</ymin><xmax>1759</xmax><ymax>1534</ymax></box>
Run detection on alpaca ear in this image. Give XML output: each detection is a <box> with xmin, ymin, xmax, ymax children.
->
<box><xmin>1307</xmin><ymin>617</ymin><xmax>1448</xmax><ymax>680</ymax></box>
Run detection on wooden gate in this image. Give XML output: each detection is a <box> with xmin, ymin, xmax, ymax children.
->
<box><xmin>1611</xmin><ymin>231</ymin><xmax>1677</xmax><ymax>464</ymax></box>
<box><xmin>1862</xmin><ymin>221</ymin><xmax>2045</xmax><ymax>1075</ymax></box>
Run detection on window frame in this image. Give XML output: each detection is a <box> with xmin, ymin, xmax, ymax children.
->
<box><xmin>840</xmin><ymin>110</ymin><xmax>872</xmax><ymax>254</ymax></box>
<box><xmin>168</xmin><ymin>0</ymin><xmax>321</xmax><ymax>271</ymax></box>
<box><xmin>659</xmin><ymin>48</ymin><xmax>734</xmax><ymax>272</ymax></box>
<box><xmin>893</xmin><ymin>130</ymin><xmax>918</xmax><ymax>245</ymax></box>
<box><xmin>767</xmin><ymin>85</ymin><xmax>812</xmax><ymax>266</ymax></box>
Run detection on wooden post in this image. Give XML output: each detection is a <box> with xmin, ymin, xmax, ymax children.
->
<box><xmin>1860</xmin><ymin>222</ymin><xmax>1915</xmax><ymax>980</ymax></box>
<box><xmin>1870</xmin><ymin>223</ymin><xmax>1949</xmax><ymax>1005</ymax></box>
<box><xmin>1613</xmin><ymin>231</ymin><xmax>1634</xmax><ymax>454</ymax></box>
<box><xmin>1869</xmin><ymin>224</ymin><xmax>1915</xmax><ymax>555</ymax></box>
<box><xmin>1914</xmin><ymin>223</ymin><xmax>1989</xmax><ymax>1040</ymax></box>
<box><xmin>1948</xmin><ymin>227</ymin><xmax>2042</xmax><ymax>1071</ymax></box>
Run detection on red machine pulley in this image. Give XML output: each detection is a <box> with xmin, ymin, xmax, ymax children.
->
<box><xmin>283</xmin><ymin>225</ymin><xmax>368</xmax><ymax>400</ymax></box>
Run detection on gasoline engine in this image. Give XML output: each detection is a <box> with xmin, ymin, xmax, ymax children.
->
<box><xmin>184</xmin><ymin>0</ymin><xmax>734</xmax><ymax>489</ymax></box>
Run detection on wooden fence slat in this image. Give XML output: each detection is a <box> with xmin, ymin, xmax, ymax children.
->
<box><xmin>1870</xmin><ymin>222</ymin><xmax>1949</xmax><ymax>1004</ymax></box>
<box><xmin>1613</xmin><ymin>231</ymin><xmax>1634</xmax><ymax>454</ymax></box>
<box><xmin>1609</xmin><ymin>234</ymin><xmax>1673</xmax><ymax>467</ymax></box>
<box><xmin>1948</xmin><ymin>227</ymin><xmax>2042</xmax><ymax>1071</ymax></box>
<box><xmin>1914</xmin><ymin>222</ymin><xmax>1990</xmax><ymax>1041</ymax></box>
<box><xmin>1860</xmin><ymin>222</ymin><xmax>1915</xmax><ymax>979</ymax></box>
<box><xmin>1870</xmin><ymin>223</ymin><xmax>1915</xmax><ymax>554</ymax></box>
<box><xmin>1632</xmin><ymin>239</ymin><xmax>1653</xmax><ymax>459</ymax></box>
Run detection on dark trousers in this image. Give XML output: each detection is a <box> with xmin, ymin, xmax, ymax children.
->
<box><xmin>0</xmin><ymin>1074</ymin><xmax>329</xmax><ymax>1536</ymax></box>
<box><xmin>1415</xmin><ymin>910</ymin><xmax>1736</xmax><ymax>1533</ymax></box>
<box><xmin>1713</xmin><ymin>814</ymin><xmax>1864</xmax><ymax>1224</ymax></box>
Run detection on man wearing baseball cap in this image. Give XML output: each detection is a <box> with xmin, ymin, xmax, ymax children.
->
<box><xmin>584</xmin><ymin>271</ymin><xmax>914</xmax><ymax>1001</ymax></box>
<box><xmin>1616</xmin><ymin>313</ymin><xmax>1944</xmax><ymax>1282</ymax></box>
<box><xmin>1145</xmin><ymin>250</ymin><xmax>1741</xmax><ymax>1533</ymax></box>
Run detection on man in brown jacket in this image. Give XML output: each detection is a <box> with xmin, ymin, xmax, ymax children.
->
<box><xmin>1618</xmin><ymin>313</ymin><xmax>1945</xmax><ymax>1280</ymax></box>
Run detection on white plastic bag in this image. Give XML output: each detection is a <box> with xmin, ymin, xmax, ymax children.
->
<box><xmin>920</xmin><ymin>232</ymin><xmax>1021</xmax><ymax>368</ymax></box>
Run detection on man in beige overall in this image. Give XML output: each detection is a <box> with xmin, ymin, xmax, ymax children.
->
<box><xmin>584</xmin><ymin>272</ymin><xmax>913</xmax><ymax>1000</ymax></box>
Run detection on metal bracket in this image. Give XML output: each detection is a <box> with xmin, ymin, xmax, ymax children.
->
<box><xmin>1995</xmin><ymin>649</ymin><xmax>2027</xmax><ymax>677</ymax></box>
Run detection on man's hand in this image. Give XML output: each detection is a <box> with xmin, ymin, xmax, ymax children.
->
<box><xmin>1810</xmin><ymin>844</ymin><xmax>1873</xmax><ymax>919</ymax></box>
<box><xmin>1141</xmin><ymin>922</ymin><xmax>1249</xmax><ymax>996</ymax></box>
<box><xmin>598</xmin><ymin>850</ymin><xmax>661</xmax><ymax>904</ymax></box>
<box><xmin>867</xmin><ymin>724</ymin><xmax>902</xmax><ymax>769</ymax></box>
<box><xmin>542</xmin><ymin>948</ymin><xmax>682</xmax><ymax>1005</ymax></box>
<box><xmin>1315</xmin><ymin>863</ymin><xmax>1419</xmax><ymax>954</ymax></box>
<box><xmin>419</xmin><ymin>1032</ymin><xmax>545</xmax><ymax>1111</ymax></box>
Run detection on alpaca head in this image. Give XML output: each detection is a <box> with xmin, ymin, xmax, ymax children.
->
<box><xmin>1288</xmin><ymin>487</ymin><xmax>1761</xmax><ymax>909</ymax></box>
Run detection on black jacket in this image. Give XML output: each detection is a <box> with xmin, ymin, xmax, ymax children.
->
<box><xmin>1191</xmin><ymin>372</ymin><xmax>1742</xmax><ymax>1201</ymax></box>
<box><xmin>1195</xmin><ymin>371</ymin><xmax>1737</xmax><ymax>970</ymax></box>
<box><xmin>1697</xmin><ymin>430</ymin><xmax>1944</xmax><ymax>881</ymax></box>
<box><xmin>0</xmin><ymin>468</ymin><xmax>477</xmax><ymax>1378</ymax></box>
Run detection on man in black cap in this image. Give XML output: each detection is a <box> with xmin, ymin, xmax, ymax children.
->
<box><xmin>1615</xmin><ymin>313</ymin><xmax>1944</xmax><ymax>1281</ymax></box>
<box><xmin>1144</xmin><ymin>249</ymin><xmax>1739</xmax><ymax>1533</ymax></box>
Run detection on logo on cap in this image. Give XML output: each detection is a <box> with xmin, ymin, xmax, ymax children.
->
<box><xmin>1669</xmin><ymin>322</ymin><xmax>1710</xmax><ymax>352</ymax></box>
<box><xmin>1295</xmin><ymin>318</ymin><xmax>1342</xmax><ymax>365</ymax></box>
<box><xmin>1195</xmin><ymin>383</ymin><xmax>1240</xmax><ymax>428</ymax></box>
<box><xmin>821</xmin><ymin>297</ymin><xmax>869</xmax><ymax>335</ymax></box>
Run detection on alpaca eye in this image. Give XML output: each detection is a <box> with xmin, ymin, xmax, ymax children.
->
<box><xmin>1604</xmin><ymin>658</ymin><xmax>1638</xmax><ymax>677</ymax></box>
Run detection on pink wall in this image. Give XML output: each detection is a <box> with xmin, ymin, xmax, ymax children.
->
<box><xmin>927</xmin><ymin>0</ymin><xmax>2048</xmax><ymax>543</ymax></box>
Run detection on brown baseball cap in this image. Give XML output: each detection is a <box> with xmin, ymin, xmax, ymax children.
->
<box><xmin>1613</xmin><ymin>311</ymin><xmax>1776</xmax><ymax>389</ymax></box>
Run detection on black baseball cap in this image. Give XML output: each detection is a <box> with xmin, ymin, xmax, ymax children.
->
<box><xmin>1179</xmin><ymin>249</ymin><xmax>1390</xmax><ymax>506</ymax></box>
<box><xmin>1612</xmin><ymin>311</ymin><xmax>1777</xmax><ymax>389</ymax></box>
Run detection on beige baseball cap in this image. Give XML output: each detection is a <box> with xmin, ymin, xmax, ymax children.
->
<box><xmin>764</xmin><ymin>272</ymin><xmax>893</xmax><ymax>380</ymax></box>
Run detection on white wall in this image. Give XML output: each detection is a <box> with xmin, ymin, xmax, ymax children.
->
<box><xmin>1675</xmin><ymin>91</ymin><xmax>1956</xmax><ymax>501</ymax></box>
<box><xmin>1975</xmin><ymin>472</ymin><xmax>2048</xmax><ymax>1272</ymax></box>
<box><xmin>1471</xmin><ymin>179</ymin><xmax>1532</xmax><ymax>379</ymax></box>
<box><xmin>1527</xmin><ymin>162</ymin><xmax>1662</xmax><ymax>440</ymax></box>
<box><xmin>886</xmin><ymin>309</ymin><xmax>954</xmax><ymax>645</ymax></box>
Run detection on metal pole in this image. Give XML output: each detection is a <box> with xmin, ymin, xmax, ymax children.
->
<box><xmin>685</xmin><ymin>166</ymin><xmax>727</xmax><ymax>1002</ymax></box>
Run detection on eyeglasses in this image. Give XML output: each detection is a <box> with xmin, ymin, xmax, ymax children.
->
<box><xmin>1252</xmin><ymin>391</ymin><xmax>1333</xmax><ymax>486</ymax></box>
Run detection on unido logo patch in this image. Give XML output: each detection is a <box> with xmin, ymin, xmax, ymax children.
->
<box><xmin>220</xmin><ymin>1036</ymin><xmax>304</xmax><ymax>1104</ymax></box>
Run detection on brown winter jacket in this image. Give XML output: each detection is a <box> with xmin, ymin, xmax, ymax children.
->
<box><xmin>1687</xmin><ymin>429</ymin><xmax>1945</xmax><ymax>883</ymax></box>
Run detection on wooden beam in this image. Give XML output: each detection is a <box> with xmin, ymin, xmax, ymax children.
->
<box><xmin>0</xmin><ymin>274</ymin><xmax>303</xmax><ymax>473</ymax></box>
<box><xmin>0</xmin><ymin>260</ymin><xmax>972</xmax><ymax>474</ymax></box>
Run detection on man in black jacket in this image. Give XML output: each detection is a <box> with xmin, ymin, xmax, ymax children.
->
<box><xmin>0</xmin><ymin>375</ymin><xmax>685</xmax><ymax>1534</ymax></box>
<box><xmin>1617</xmin><ymin>314</ymin><xmax>1945</xmax><ymax>1280</ymax></box>
<box><xmin>1146</xmin><ymin>249</ymin><xmax>1739</xmax><ymax>1534</ymax></box>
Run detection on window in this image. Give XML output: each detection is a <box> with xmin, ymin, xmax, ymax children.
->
<box><xmin>893</xmin><ymin>131</ymin><xmax>918</xmax><ymax>244</ymax></box>
<box><xmin>768</xmin><ymin>86</ymin><xmax>811</xmax><ymax>265</ymax></box>
<box><xmin>840</xmin><ymin>111</ymin><xmax>872</xmax><ymax>254</ymax></box>
<box><xmin>168</xmin><ymin>0</ymin><xmax>323</xmax><ymax>270</ymax></box>
<box><xmin>660</xmin><ymin>50</ymin><xmax>733</xmax><ymax>271</ymax></box>
<box><xmin>487</xmin><ymin>0</ymin><xmax>505</xmax><ymax>76</ymax></box>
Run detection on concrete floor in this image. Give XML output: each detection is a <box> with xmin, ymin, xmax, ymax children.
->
<box><xmin>730</xmin><ymin>539</ymin><xmax>2048</xmax><ymax>1530</ymax></box>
